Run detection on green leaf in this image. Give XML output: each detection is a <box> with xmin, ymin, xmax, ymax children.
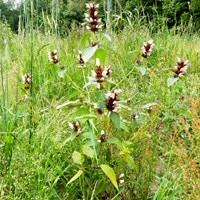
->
<box><xmin>167</xmin><ymin>77</ymin><xmax>179</xmax><ymax>87</ymax></box>
<box><xmin>142</xmin><ymin>102</ymin><xmax>157</xmax><ymax>109</ymax></box>
<box><xmin>72</xmin><ymin>151</ymin><xmax>83</xmax><ymax>165</ymax></box>
<box><xmin>75</xmin><ymin>114</ymin><xmax>97</xmax><ymax>121</ymax></box>
<box><xmin>120</xmin><ymin>121</ymin><xmax>129</xmax><ymax>132</ymax></box>
<box><xmin>83</xmin><ymin>145</ymin><xmax>95</xmax><ymax>158</ymax></box>
<box><xmin>96</xmin><ymin>90</ymin><xmax>105</xmax><ymax>111</ymax></box>
<box><xmin>67</xmin><ymin>170</ymin><xmax>83</xmax><ymax>185</ymax></box>
<box><xmin>56</xmin><ymin>100</ymin><xmax>81</xmax><ymax>109</ymax></box>
<box><xmin>73</xmin><ymin>108</ymin><xmax>90</xmax><ymax>117</ymax></box>
<box><xmin>110</xmin><ymin>112</ymin><xmax>120</xmax><ymax>129</ymax></box>
<box><xmin>58</xmin><ymin>69</ymin><xmax>67</xmax><ymax>78</ymax></box>
<box><xmin>137</xmin><ymin>66</ymin><xmax>146</xmax><ymax>76</ymax></box>
<box><xmin>82</xmin><ymin>45</ymin><xmax>98</xmax><ymax>63</ymax></box>
<box><xmin>95</xmin><ymin>47</ymin><xmax>107</xmax><ymax>64</ymax></box>
<box><xmin>80</xmin><ymin>33</ymin><xmax>91</xmax><ymax>47</ymax></box>
<box><xmin>102</xmin><ymin>32</ymin><xmax>112</xmax><ymax>42</ymax></box>
<box><xmin>106</xmin><ymin>137</ymin><xmax>120</xmax><ymax>145</ymax></box>
<box><xmin>100</xmin><ymin>164</ymin><xmax>119</xmax><ymax>191</ymax></box>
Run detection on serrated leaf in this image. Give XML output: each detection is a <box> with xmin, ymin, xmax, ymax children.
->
<box><xmin>83</xmin><ymin>145</ymin><xmax>95</xmax><ymax>158</ymax></box>
<box><xmin>58</xmin><ymin>69</ymin><xmax>67</xmax><ymax>78</ymax></box>
<box><xmin>110</xmin><ymin>112</ymin><xmax>120</xmax><ymax>129</ymax></box>
<box><xmin>67</xmin><ymin>170</ymin><xmax>83</xmax><ymax>185</ymax></box>
<box><xmin>72</xmin><ymin>151</ymin><xmax>83</xmax><ymax>165</ymax></box>
<box><xmin>167</xmin><ymin>77</ymin><xmax>179</xmax><ymax>87</ymax></box>
<box><xmin>102</xmin><ymin>32</ymin><xmax>112</xmax><ymax>42</ymax></box>
<box><xmin>95</xmin><ymin>48</ymin><xmax>106</xmax><ymax>64</ymax></box>
<box><xmin>137</xmin><ymin>66</ymin><xmax>146</xmax><ymax>76</ymax></box>
<box><xmin>100</xmin><ymin>164</ymin><xmax>119</xmax><ymax>191</ymax></box>
<box><xmin>82</xmin><ymin>45</ymin><xmax>98</xmax><ymax>63</ymax></box>
<box><xmin>80</xmin><ymin>33</ymin><xmax>91</xmax><ymax>46</ymax></box>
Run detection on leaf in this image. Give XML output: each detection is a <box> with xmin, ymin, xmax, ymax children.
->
<box><xmin>137</xmin><ymin>66</ymin><xmax>147</xmax><ymax>76</ymax></box>
<box><xmin>110</xmin><ymin>112</ymin><xmax>120</xmax><ymax>129</ymax></box>
<box><xmin>102</xmin><ymin>32</ymin><xmax>112</xmax><ymax>42</ymax></box>
<box><xmin>67</xmin><ymin>170</ymin><xmax>83</xmax><ymax>185</ymax></box>
<box><xmin>72</xmin><ymin>151</ymin><xmax>83</xmax><ymax>165</ymax></box>
<box><xmin>80</xmin><ymin>33</ymin><xmax>91</xmax><ymax>47</ymax></box>
<box><xmin>167</xmin><ymin>77</ymin><xmax>179</xmax><ymax>87</ymax></box>
<box><xmin>73</xmin><ymin>108</ymin><xmax>90</xmax><ymax>117</ymax></box>
<box><xmin>58</xmin><ymin>69</ymin><xmax>67</xmax><ymax>78</ymax></box>
<box><xmin>142</xmin><ymin>102</ymin><xmax>157</xmax><ymax>109</ymax></box>
<box><xmin>83</xmin><ymin>145</ymin><xmax>95</xmax><ymax>159</ymax></box>
<box><xmin>100</xmin><ymin>164</ymin><xmax>119</xmax><ymax>191</ymax></box>
<box><xmin>82</xmin><ymin>45</ymin><xmax>98</xmax><ymax>63</ymax></box>
<box><xmin>95</xmin><ymin>47</ymin><xmax>106</xmax><ymax>64</ymax></box>
<box><xmin>106</xmin><ymin>137</ymin><xmax>120</xmax><ymax>145</ymax></box>
<box><xmin>75</xmin><ymin>114</ymin><xmax>97</xmax><ymax>121</ymax></box>
<box><xmin>56</xmin><ymin>100</ymin><xmax>81</xmax><ymax>109</ymax></box>
<box><xmin>96</xmin><ymin>90</ymin><xmax>106</xmax><ymax>111</ymax></box>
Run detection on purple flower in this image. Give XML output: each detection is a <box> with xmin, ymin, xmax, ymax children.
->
<box><xmin>48</xmin><ymin>49</ymin><xmax>59</xmax><ymax>64</ymax></box>
<box><xmin>105</xmin><ymin>89</ymin><xmax>122</xmax><ymax>112</ymax></box>
<box><xmin>85</xmin><ymin>58</ymin><xmax>112</xmax><ymax>89</ymax></box>
<box><xmin>85</xmin><ymin>2</ymin><xmax>103</xmax><ymax>32</ymax></box>
<box><xmin>97</xmin><ymin>130</ymin><xmax>106</xmax><ymax>143</ymax></box>
<box><xmin>141</xmin><ymin>40</ymin><xmax>154</xmax><ymax>58</ymax></box>
<box><xmin>173</xmin><ymin>57</ymin><xmax>189</xmax><ymax>77</ymax></box>
<box><xmin>22</xmin><ymin>74</ymin><xmax>31</xmax><ymax>89</ymax></box>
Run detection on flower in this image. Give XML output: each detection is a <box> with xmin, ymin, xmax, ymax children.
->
<box><xmin>141</xmin><ymin>40</ymin><xmax>154</xmax><ymax>58</ymax></box>
<box><xmin>117</xmin><ymin>173</ymin><xmax>125</xmax><ymax>186</ymax></box>
<box><xmin>48</xmin><ymin>49</ymin><xmax>59</xmax><ymax>64</ymax></box>
<box><xmin>77</xmin><ymin>50</ymin><xmax>85</xmax><ymax>68</ymax></box>
<box><xmin>22</xmin><ymin>74</ymin><xmax>31</xmax><ymax>89</ymax></box>
<box><xmin>85</xmin><ymin>58</ymin><xmax>112</xmax><ymax>89</ymax></box>
<box><xmin>85</xmin><ymin>2</ymin><xmax>103</xmax><ymax>32</ymax></box>
<box><xmin>173</xmin><ymin>57</ymin><xmax>189</xmax><ymax>77</ymax></box>
<box><xmin>97</xmin><ymin>130</ymin><xmax>106</xmax><ymax>143</ymax></box>
<box><xmin>105</xmin><ymin>89</ymin><xmax>122</xmax><ymax>112</ymax></box>
<box><xmin>68</xmin><ymin>121</ymin><xmax>79</xmax><ymax>132</ymax></box>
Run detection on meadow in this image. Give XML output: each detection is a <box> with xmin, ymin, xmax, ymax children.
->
<box><xmin>0</xmin><ymin>3</ymin><xmax>200</xmax><ymax>199</ymax></box>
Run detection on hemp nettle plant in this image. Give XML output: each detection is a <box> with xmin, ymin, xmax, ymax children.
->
<box><xmin>48</xmin><ymin>1</ymin><xmax>191</xmax><ymax>197</ymax></box>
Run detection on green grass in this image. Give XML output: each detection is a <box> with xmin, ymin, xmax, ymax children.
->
<box><xmin>0</xmin><ymin>15</ymin><xmax>200</xmax><ymax>200</ymax></box>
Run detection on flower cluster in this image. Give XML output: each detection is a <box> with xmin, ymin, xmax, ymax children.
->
<box><xmin>48</xmin><ymin>49</ymin><xmax>59</xmax><ymax>64</ymax></box>
<box><xmin>97</xmin><ymin>130</ymin><xmax>106</xmax><ymax>143</ymax></box>
<box><xmin>86</xmin><ymin>58</ymin><xmax>112</xmax><ymax>89</ymax></box>
<box><xmin>85</xmin><ymin>2</ymin><xmax>103</xmax><ymax>32</ymax></box>
<box><xmin>141</xmin><ymin>40</ymin><xmax>154</xmax><ymax>58</ymax></box>
<box><xmin>68</xmin><ymin>121</ymin><xmax>79</xmax><ymax>132</ymax></box>
<box><xmin>173</xmin><ymin>57</ymin><xmax>189</xmax><ymax>77</ymax></box>
<box><xmin>105</xmin><ymin>89</ymin><xmax>122</xmax><ymax>112</ymax></box>
<box><xmin>117</xmin><ymin>173</ymin><xmax>125</xmax><ymax>186</ymax></box>
<box><xmin>22</xmin><ymin>74</ymin><xmax>31</xmax><ymax>89</ymax></box>
<box><xmin>77</xmin><ymin>50</ymin><xmax>85</xmax><ymax>68</ymax></box>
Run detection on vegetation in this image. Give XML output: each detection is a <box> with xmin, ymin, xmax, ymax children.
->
<box><xmin>1</xmin><ymin>0</ymin><xmax>200</xmax><ymax>34</ymax></box>
<box><xmin>0</xmin><ymin>1</ymin><xmax>200</xmax><ymax>199</ymax></box>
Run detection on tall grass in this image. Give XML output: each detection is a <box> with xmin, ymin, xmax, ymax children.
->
<box><xmin>0</xmin><ymin>0</ymin><xmax>200</xmax><ymax>199</ymax></box>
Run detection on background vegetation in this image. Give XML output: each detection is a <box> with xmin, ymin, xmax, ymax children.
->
<box><xmin>1</xmin><ymin>0</ymin><xmax>200</xmax><ymax>34</ymax></box>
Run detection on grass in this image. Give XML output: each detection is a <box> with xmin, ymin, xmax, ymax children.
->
<box><xmin>0</xmin><ymin>7</ymin><xmax>200</xmax><ymax>200</ymax></box>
